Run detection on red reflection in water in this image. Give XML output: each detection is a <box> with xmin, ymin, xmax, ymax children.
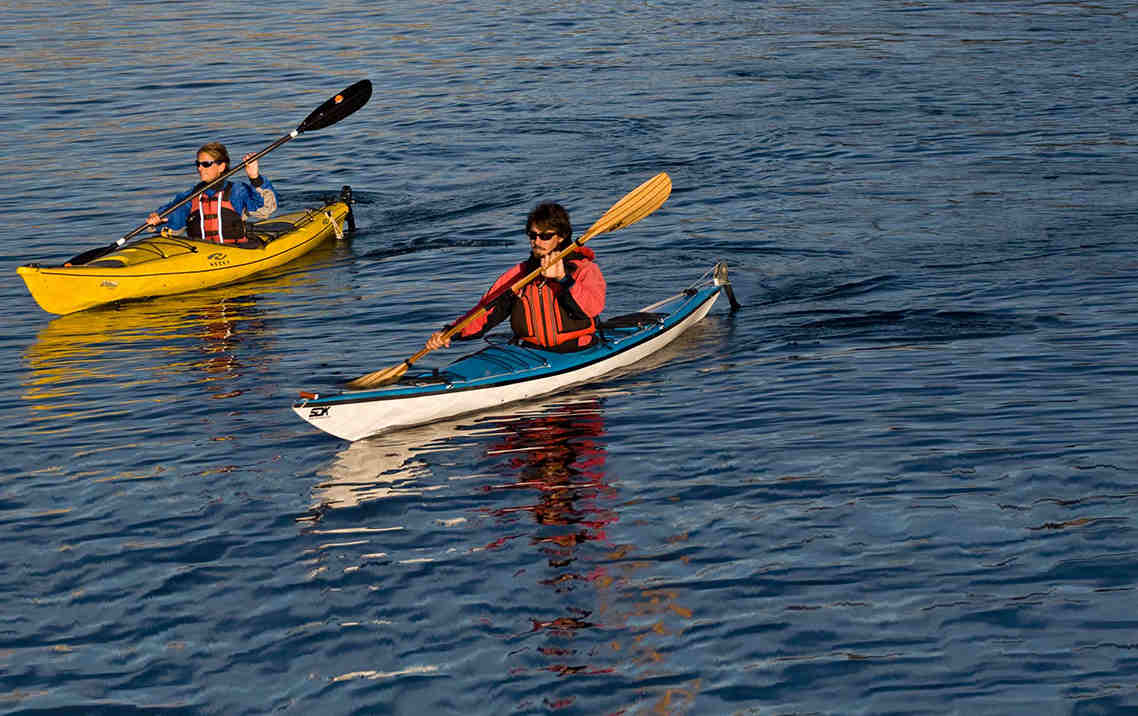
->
<box><xmin>484</xmin><ymin>400</ymin><xmax>616</xmax><ymax>577</ymax></box>
<box><xmin>482</xmin><ymin>400</ymin><xmax>701</xmax><ymax>712</ymax></box>
<box><xmin>192</xmin><ymin>298</ymin><xmax>267</xmax><ymax>385</ymax></box>
<box><xmin>479</xmin><ymin>399</ymin><xmax>627</xmax><ymax>711</ymax></box>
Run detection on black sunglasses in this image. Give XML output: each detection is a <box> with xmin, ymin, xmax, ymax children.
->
<box><xmin>527</xmin><ymin>230</ymin><xmax>559</xmax><ymax>242</ymax></box>
<box><xmin>195</xmin><ymin>159</ymin><xmax>224</xmax><ymax>168</ymax></box>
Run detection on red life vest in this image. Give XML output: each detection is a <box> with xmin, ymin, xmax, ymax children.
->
<box><xmin>456</xmin><ymin>247</ymin><xmax>605</xmax><ymax>350</ymax></box>
<box><xmin>187</xmin><ymin>186</ymin><xmax>246</xmax><ymax>244</ymax></box>
<box><xmin>509</xmin><ymin>264</ymin><xmax>598</xmax><ymax>350</ymax></box>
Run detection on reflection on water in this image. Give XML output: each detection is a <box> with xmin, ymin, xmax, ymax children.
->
<box><xmin>481</xmin><ymin>400</ymin><xmax>613</xmax><ymax>574</ymax></box>
<box><xmin>21</xmin><ymin>251</ymin><xmax>334</xmax><ymax>409</ymax></box>
<box><xmin>190</xmin><ymin>298</ymin><xmax>266</xmax><ymax>394</ymax></box>
<box><xmin>17</xmin><ymin>253</ymin><xmax>343</xmax><ymax>446</ymax></box>
<box><xmin>301</xmin><ymin>389</ymin><xmax>701</xmax><ymax>711</ymax></box>
<box><xmin>303</xmin><ymin>391</ymin><xmax>627</xmax><ymax>517</ymax></box>
<box><xmin>482</xmin><ymin>398</ymin><xmax>624</xmax><ymax>696</ymax></box>
<box><xmin>24</xmin><ymin>292</ymin><xmax>269</xmax><ymax>401</ymax></box>
<box><xmin>486</xmin><ymin>401</ymin><xmax>699</xmax><ymax>711</ymax></box>
<box><xmin>304</xmin><ymin>419</ymin><xmax>471</xmax><ymax>513</ymax></box>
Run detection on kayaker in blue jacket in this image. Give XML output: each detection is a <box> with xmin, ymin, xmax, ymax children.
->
<box><xmin>146</xmin><ymin>142</ymin><xmax>277</xmax><ymax>245</ymax></box>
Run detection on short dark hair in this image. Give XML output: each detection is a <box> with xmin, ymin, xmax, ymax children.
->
<box><xmin>526</xmin><ymin>202</ymin><xmax>571</xmax><ymax>240</ymax></box>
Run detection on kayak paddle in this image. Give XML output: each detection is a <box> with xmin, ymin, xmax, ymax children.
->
<box><xmin>65</xmin><ymin>79</ymin><xmax>373</xmax><ymax>267</ymax></box>
<box><xmin>344</xmin><ymin>171</ymin><xmax>673</xmax><ymax>390</ymax></box>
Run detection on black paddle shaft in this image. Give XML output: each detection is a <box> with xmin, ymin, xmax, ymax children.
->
<box><xmin>65</xmin><ymin>79</ymin><xmax>372</xmax><ymax>266</ymax></box>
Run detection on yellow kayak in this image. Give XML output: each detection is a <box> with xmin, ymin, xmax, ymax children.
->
<box><xmin>18</xmin><ymin>190</ymin><xmax>352</xmax><ymax>315</ymax></box>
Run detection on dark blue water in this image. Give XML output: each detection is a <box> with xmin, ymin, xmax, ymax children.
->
<box><xmin>4</xmin><ymin>1</ymin><xmax>1138</xmax><ymax>713</ymax></box>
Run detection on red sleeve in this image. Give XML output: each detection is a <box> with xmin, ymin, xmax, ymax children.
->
<box><xmin>568</xmin><ymin>260</ymin><xmax>605</xmax><ymax>317</ymax></box>
<box><xmin>457</xmin><ymin>263</ymin><xmax>527</xmax><ymax>337</ymax></box>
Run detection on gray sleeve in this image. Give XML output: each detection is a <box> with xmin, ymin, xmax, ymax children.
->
<box><xmin>246</xmin><ymin>184</ymin><xmax>277</xmax><ymax>220</ymax></box>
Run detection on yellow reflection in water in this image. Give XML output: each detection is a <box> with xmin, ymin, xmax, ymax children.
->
<box><xmin>22</xmin><ymin>249</ymin><xmax>333</xmax><ymax>413</ymax></box>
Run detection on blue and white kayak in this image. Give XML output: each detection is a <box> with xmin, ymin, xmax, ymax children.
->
<box><xmin>293</xmin><ymin>263</ymin><xmax>738</xmax><ymax>441</ymax></box>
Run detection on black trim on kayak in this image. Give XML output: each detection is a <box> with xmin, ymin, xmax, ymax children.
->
<box><xmin>301</xmin><ymin>287</ymin><xmax>721</xmax><ymax>409</ymax></box>
<box><xmin>598</xmin><ymin>311</ymin><xmax>665</xmax><ymax>330</ymax></box>
<box><xmin>86</xmin><ymin>236</ymin><xmax>200</xmax><ymax>266</ymax></box>
<box><xmin>248</xmin><ymin>221</ymin><xmax>301</xmax><ymax>241</ymax></box>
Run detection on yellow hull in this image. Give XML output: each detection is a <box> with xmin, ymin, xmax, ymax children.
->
<box><xmin>18</xmin><ymin>201</ymin><xmax>350</xmax><ymax>315</ymax></box>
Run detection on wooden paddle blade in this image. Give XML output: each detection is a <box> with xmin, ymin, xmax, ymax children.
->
<box><xmin>298</xmin><ymin>79</ymin><xmax>373</xmax><ymax>134</ymax></box>
<box><xmin>344</xmin><ymin>361</ymin><xmax>410</xmax><ymax>390</ymax></box>
<box><xmin>578</xmin><ymin>172</ymin><xmax>672</xmax><ymax>243</ymax></box>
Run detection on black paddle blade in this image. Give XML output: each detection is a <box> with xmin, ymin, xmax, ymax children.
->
<box><xmin>297</xmin><ymin>79</ymin><xmax>373</xmax><ymax>134</ymax></box>
<box><xmin>65</xmin><ymin>239</ymin><xmax>125</xmax><ymax>266</ymax></box>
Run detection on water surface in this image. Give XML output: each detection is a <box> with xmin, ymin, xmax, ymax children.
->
<box><xmin>3</xmin><ymin>1</ymin><xmax>1138</xmax><ymax>713</ymax></box>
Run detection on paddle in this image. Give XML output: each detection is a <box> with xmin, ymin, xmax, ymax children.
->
<box><xmin>343</xmin><ymin>172</ymin><xmax>673</xmax><ymax>390</ymax></box>
<box><xmin>65</xmin><ymin>79</ymin><xmax>373</xmax><ymax>267</ymax></box>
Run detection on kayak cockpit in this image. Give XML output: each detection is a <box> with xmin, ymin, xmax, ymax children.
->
<box><xmin>394</xmin><ymin>310</ymin><xmax>678</xmax><ymax>389</ymax></box>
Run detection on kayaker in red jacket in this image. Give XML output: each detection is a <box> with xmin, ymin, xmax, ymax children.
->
<box><xmin>427</xmin><ymin>202</ymin><xmax>606</xmax><ymax>353</ymax></box>
<box><xmin>145</xmin><ymin>142</ymin><xmax>277</xmax><ymax>244</ymax></box>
